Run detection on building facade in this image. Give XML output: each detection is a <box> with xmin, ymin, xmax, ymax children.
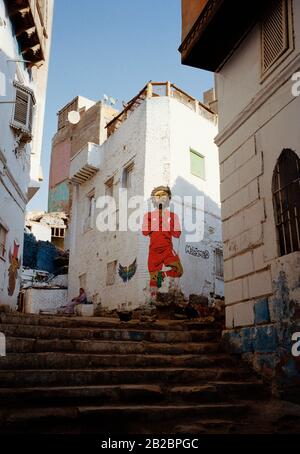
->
<box><xmin>68</xmin><ymin>82</ymin><xmax>223</xmax><ymax>310</ymax></box>
<box><xmin>180</xmin><ymin>0</ymin><xmax>300</xmax><ymax>393</ymax></box>
<box><xmin>0</xmin><ymin>0</ymin><xmax>53</xmax><ymax>308</ymax></box>
<box><xmin>48</xmin><ymin>96</ymin><xmax>118</xmax><ymax>214</ymax></box>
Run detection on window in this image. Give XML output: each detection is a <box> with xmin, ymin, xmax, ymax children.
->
<box><xmin>215</xmin><ymin>249</ymin><xmax>224</xmax><ymax>278</ymax></box>
<box><xmin>0</xmin><ymin>224</ymin><xmax>7</xmax><ymax>259</ymax></box>
<box><xmin>51</xmin><ymin>227</ymin><xmax>65</xmax><ymax>238</ymax></box>
<box><xmin>261</xmin><ymin>0</ymin><xmax>293</xmax><ymax>75</ymax></box>
<box><xmin>105</xmin><ymin>177</ymin><xmax>114</xmax><ymax>197</ymax></box>
<box><xmin>272</xmin><ymin>149</ymin><xmax>300</xmax><ymax>256</ymax></box>
<box><xmin>11</xmin><ymin>81</ymin><xmax>35</xmax><ymax>134</ymax></box>
<box><xmin>122</xmin><ymin>162</ymin><xmax>134</xmax><ymax>189</ymax></box>
<box><xmin>84</xmin><ymin>190</ymin><xmax>95</xmax><ymax>231</ymax></box>
<box><xmin>106</xmin><ymin>260</ymin><xmax>117</xmax><ymax>286</ymax></box>
<box><xmin>190</xmin><ymin>149</ymin><xmax>205</xmax><ymax>179</ymax></box>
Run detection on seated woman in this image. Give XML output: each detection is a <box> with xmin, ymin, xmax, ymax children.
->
<box><xmin>63</xmin><ymin>288</ymin><xmax>87</xmax><ymax>315</ymax></box>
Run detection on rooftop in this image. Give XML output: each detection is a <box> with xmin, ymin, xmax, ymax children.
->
<box><xmin>105</xmin><ymin>81</ymin><xmax>216</xmax><ymax>137</ymax></box>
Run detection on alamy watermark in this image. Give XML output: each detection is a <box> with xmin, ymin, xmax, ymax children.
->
<box><xmin>0</xmin><ymin>332</ymin><xmax>6</xmax><ymax>357</ymax></box>
<box><xmin>94</xmin><ymin>192</ymin><xmax>205</xmax><ymax>243</ymax></box>
<box><xmin>291</xmin><ymin>72</ymin><xmax>300</xmax><ymax>97</ymax></box>
<box><xmin>291</xmin><ymin>332</ymin><xmax>300</xmax><ymax>357</ymax></box>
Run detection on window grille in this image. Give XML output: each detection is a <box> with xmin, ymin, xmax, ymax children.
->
<box><xmin>215</xmin><ymin>249</ymin><xmax>224</xmax><ymax>278</ymax></box>
<box><xmin>272</xmin><ymin>149</ymin><xmax>300</xmax><ymax>256</ymax></box>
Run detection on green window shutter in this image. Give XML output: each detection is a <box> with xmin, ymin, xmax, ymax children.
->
<box><xmin>190</xmin><ymin>149</ymin><xmax>205</xmax><ymax>179</ymax></box>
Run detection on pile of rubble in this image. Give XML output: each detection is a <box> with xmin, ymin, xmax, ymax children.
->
<box><xmin>94</xmin><ymin>292</ymin><xmax>225</xmax><ymax>325</ymax></box>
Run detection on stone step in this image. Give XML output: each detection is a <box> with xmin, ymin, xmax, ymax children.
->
<box><xmin>0</xmin><ymin>352</ymin><xmax>237</xmax><ymax>370</ymax></box>
<box><xmin>0</xmin><ymin>384</ymin><xmax>164</xmax><ymax>406</ymax></box>
<box><xmin>0</xmin><ymin>381</ymin><xmax>265</xmax><ymax>407</ymax></box>
<box><xmin>0</xmin><ymin>313</ymin><xmax>215</xmax><ymax>331</ymax></box>
<box><xmin>174</xmin><ymin>419</ymin><xmax>239</xmax><ymax>434</ymax></box>
<box><xmin>169</xmin><ymin>381</ymin><xmax>268</xmax><ymax>402</ymax></box>
<box><xmin>0</xmin><ymin>367</ymin><xmax>252</xmax><ymax>387</ymax></box>
<box><xmin>6</xmin><ymin>337</ymin><xmax>222</xmax><ymax>355</ymax></box>
<box><xmin>0</xmin><ymin>403</ymin><xmax>250</xmax><ymax>434</ymax></box>
<box><xmin>0</xmin><ymin>324</ymin><xmax>219</xmax><ymax>343</ymax></box>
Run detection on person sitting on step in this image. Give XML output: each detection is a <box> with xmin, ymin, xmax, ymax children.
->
<box><xmin>63</xmin><ymin>287</ymin><xmax>87</xmax><ymax>315</ymax></box>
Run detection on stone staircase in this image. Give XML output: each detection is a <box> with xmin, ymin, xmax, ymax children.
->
<box><xmin>0</xmin><ymin>311</ymin><xmax>280</xmax><ymax>434</ymax></box>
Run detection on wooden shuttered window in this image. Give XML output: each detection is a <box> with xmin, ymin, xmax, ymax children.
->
<box><xmin>12</xmin><ymin>82</ymin><xmax>35</xmax><ymax>134</ymax></box>
<box><xmin>261</xmin><ymin>0</ymin><xmax>291</xmax><ymax>74</ymax></box>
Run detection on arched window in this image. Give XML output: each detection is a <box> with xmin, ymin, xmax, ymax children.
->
<box><xmin>272</xmin><ymin>149</ymin><xmax>300</xmax><ymax>256</ymax></box>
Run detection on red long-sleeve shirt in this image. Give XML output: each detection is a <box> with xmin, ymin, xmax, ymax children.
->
<box><xmin>142</xmin><ymin>210</ymin><xmax>181</xmax><ymax>250</ymax></box>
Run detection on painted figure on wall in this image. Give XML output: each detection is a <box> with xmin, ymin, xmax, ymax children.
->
<box><xmin>118</xmin><ymin>259</ymin><xmax>137</xmax><ymax>283</ymax></box>
<box><xmin>8</xmin><ymin>241</ymin><xmax>20</xmax><ymax>296</ymax></box>
<box><xmin>142</xmin><ymin>186</ymin><xmax>183</xmax><ymax>299</ymax></box>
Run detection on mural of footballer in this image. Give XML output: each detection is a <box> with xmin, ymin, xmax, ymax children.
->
<box><xmin>142</xmin><ymin>186</ymin><xmax>183</xmax><ymax>298</ymax></box>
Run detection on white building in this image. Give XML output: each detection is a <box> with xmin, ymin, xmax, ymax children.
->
<box><xmin>25</xmin><ymin>211</ymin><xmax>68</xmax><ymax>250</ymax></box>
<box><xmin>180</xmin><ymin>0</ymin><xmax>300</xmax><ymax>390</ymax></box>
<box><xmin>68</xmin><ymin>82</ymin><xmax>223</xmax><ymax>310</ymax></box>
<box><xmin>0</xmin><ymin>0</ymin><xmax>53</xmax><ymax>308</ymax></box>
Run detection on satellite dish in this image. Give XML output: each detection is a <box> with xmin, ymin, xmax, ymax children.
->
<box><xmin>103</xmin><ymin>94</ymin><xmax>109</xmax><ymax>101</ymax></box>
<box><xmin>109</xmin><ymin>97</ymin><xmax>116</xmax><ymax>105</ymax></box>
<box><xmin>68</xmin><ymin>110</ymin><xmax>80</xmax><ymax>125</ymax></box>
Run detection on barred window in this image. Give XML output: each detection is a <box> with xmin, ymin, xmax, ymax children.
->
<box><xmin>51</xmin><ymin>227</ymin><xmax>65</xmax><ymax>238</ymax></box>
<box><xmin>215</xmin><ymin>249</ymin><xmax>224</xmax><ymax>278</ymax></box>
<box><xmin>272</xmin><ymin>149</ymin><xmax>300</xmax><ymax>256</ymax></box>
<box><xmin>261</xmin><ymin>0</ymin><xmax>293</xmax><ymax>75</ymax></box>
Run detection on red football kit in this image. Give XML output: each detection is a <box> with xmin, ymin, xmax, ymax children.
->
<box><xmin>142</xmin><ymin>209</ymin><xmax>181</xmax><ymax>279</ymax></box>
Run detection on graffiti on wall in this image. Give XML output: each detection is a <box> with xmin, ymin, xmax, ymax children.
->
<box><xmin>185</xmin><ymin>244</ymin><xmax>209</xmax><ymax>259</ymax></box>
<box><xmin>7</xmin><ymin>241</ymin><xmax>20</xmax><ymax>296</ymax></box>
<box><xmin>118</xmin><ymin>258</ymin><xmax>137</xmax><ymax>283</ymax></box>
<box><xmin>142</xmin><ymin>186</ymin><xmax>183</xmax><ymax>292</ymax></box>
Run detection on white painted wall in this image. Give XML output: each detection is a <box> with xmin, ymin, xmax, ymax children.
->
<box><xmin>0</xmin><ymin>0</ymin><xmax>53</xmax><ymax>308</ymax></box>
<box><xmin>24</xmin><ymin>288</ymin><xmax>68</xmax><ymax>314</ymax></box>
<box><xmin>68</xmin><ymin>94</ymin><xmax>223</xmax><ymax>310</ymax></box>
<box><xmin>30</xmin><ymin>223</ymin><xmax>51</xmax><ymax>242</ymax></box>
<box><xmin>69</xmin><ymin>101</ymin><xmax>147</xmax><ymax>309</ymax></box>
<box><xmin>214</xmin><ymin>0</ymin><xmax>300</xmax><ymax>329</ymax></box>
<box><xmin>216</xmin><ymin>2</ymin><xmax>300</xmax><ymax>131</ymax></box>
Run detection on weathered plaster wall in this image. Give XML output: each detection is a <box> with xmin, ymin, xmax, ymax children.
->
<box><xmin>48</xmin><ymin>180</ymin><xmax>70</xmax><ymax>213</ymax></box>
<box><xmin>216</xmin><ymin>2</ymin><xmax>300</xmax><ymax>391</ymax></box>
<box><xmin>0</xmin><ymin>0</ymin><xmax>53</xmax><ymax>308</ymax></box>
<box><xmin>68</xmin><ymin>100</ymin><xmax>147</xmax><ymax>309</ymax></box>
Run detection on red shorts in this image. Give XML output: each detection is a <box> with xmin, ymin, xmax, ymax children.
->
<box><xmin>148</xmin><ymin>247</ymin><xmax>180</xmax><ymax>272</ymax></box>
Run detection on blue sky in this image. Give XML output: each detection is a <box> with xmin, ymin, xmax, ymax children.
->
<box><xmin>28</xmin><ymin>0</ymin><xmax>213</xmax><ymax>211</ymax></box>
